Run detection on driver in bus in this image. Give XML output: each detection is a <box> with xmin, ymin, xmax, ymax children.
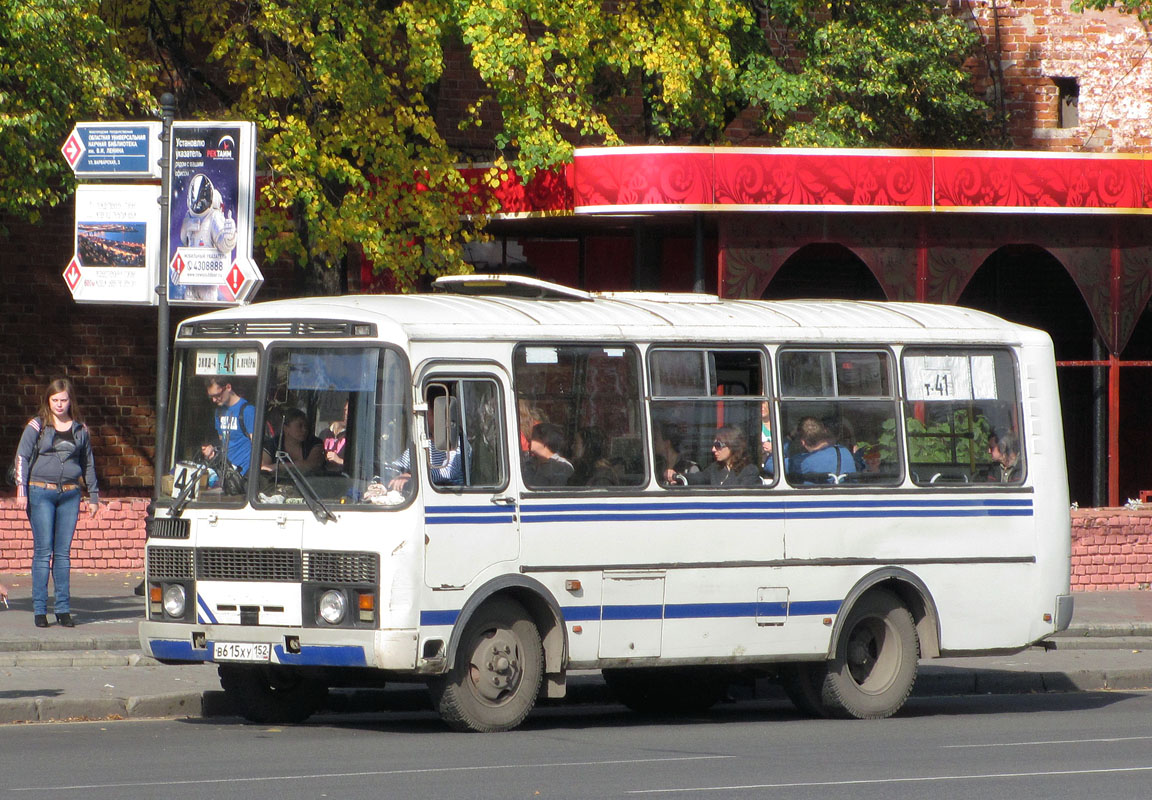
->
<box><xmin>205</xmin><ymin>377</ymin><xmax>255</xmax><ymax>475</ymax></box>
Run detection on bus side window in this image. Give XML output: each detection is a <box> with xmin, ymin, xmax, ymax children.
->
<box><xmin>778</xmin><ymin>349</ymin><xmax>901</xmax><ymax>487</ymax></box>
<box><xmin>514</xmin><ymin>344</ymin><xmax>645</xmax><ymax>490</ymax></box>
<box><xmin>902</xmin><ymin>349</ymin><xmax>1023</xmax><ymax>486</ymax></box>
<box><xmin>650</xmin><ymin>348</ymin><xmax>771</xmax><ymax>489</ymax></box>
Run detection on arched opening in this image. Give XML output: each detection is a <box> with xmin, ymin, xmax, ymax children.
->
<box><xmin>958</xmin><ymin>245</ymin><xmax>1096</xmax><ymax>505</ymax></box>
<box><xmin>762</xmin><ymin>243</ymin><xmax>886</xmax><ymax>300</ymax></box>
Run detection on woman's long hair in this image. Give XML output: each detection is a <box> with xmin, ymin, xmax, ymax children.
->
<box><xmin>715</xmin><ymin>425</ymin><xmax>750</xmax><ymax>473</ymax></box>
<box><xmin>37</xmin><ymin>377</ymin><xmax>83</xmax><ymax>427</ymax></box>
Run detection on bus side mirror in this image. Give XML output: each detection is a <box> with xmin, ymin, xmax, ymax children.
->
<box><xmin>432</xmin><ymin>395</ymin><xmax>459</xmax><ymax>452</ymax></box>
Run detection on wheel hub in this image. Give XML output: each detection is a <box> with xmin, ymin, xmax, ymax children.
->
<box><xmin>470</xmin><ymin>631</ymin><xmax>521</xmax><ymax>703</ymax></box>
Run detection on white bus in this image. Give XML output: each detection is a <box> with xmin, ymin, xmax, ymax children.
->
<box><xmin>140</xmin><ymin>275</ymin><xmax>1073</xmax><ymax>731</ymax></box>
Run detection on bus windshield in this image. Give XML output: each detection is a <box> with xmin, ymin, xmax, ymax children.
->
<box><xmin>162</xmin><ymin>344</ymin><xmax>411</xmax><ymax>507</ymax></box>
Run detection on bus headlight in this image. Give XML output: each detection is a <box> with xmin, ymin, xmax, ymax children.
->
<box><xmin>163</xmin><ymin>584</ymin><xmax>186</xmax><ymax>618</ymax></box>
<box><xmin>319</xmin><ymin>590</ymin><xmax>347</xmax><ymax>625</ymax></box>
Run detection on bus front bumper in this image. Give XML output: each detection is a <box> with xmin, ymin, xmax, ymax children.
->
<box><xmin>139</xmin><ymin>621</ymin><xmax>419</xmax><ymax>671</ymax></box>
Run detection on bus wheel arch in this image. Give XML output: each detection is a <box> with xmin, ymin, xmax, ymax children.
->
<box><xmin>832</xmin><ymin>568</ymin><xmax>940</xmax><ymax>660</ymax></box>
<box><xmin>443</xmin><ymin>575</ymin><xmax>566</xmax><ymax>690</ymax></box>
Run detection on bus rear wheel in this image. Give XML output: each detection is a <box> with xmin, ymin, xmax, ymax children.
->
<box><xmin>431</xmin><ymin>597</ymin><xmax>543</xmax><ymax>732</ymax></box>
<box><xmin>218</xmin><ymin>664</ymin><xmax>328</xmax><ymax>724</ymax></box>
<box><xmin>822</xmin><ymin>589</ymin><xmax>918</xmax><ymax>719</ymax></box>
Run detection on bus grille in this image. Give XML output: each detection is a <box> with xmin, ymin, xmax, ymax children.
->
<box><xmin>303</xmin><ymin>551</ymin><xmax>379</xmax><ymax>584</ymax></box>
<box><xmin>147</xmin><ymin>546</ymin><xmax>195</xmax><ymax>580</ymax></box>
<box><xmin>147</xmin><ymin>547</ymin><xmax>378</xmax><ymax>584</ymax></box>
<box><xmin>196</xmin><ymin>548</ymin><xmax>302</xmax><ymax>582</ymax></box>
<box><xmin>149</xmin><ymin>517</ymin><xmax>190</xmax><ymax>539</ymax></box>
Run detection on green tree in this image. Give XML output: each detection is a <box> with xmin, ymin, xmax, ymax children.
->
<box><xmin>3</xmin><ymin>1</ymin><xmax>997</xmax><ymax>290</ymax></box>
<box><xmin>0</xmin><ymin>1</ymin><xmax>152</xmax><ymax>230</ymax></box>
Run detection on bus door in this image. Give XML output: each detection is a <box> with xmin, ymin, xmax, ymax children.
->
<box><xmin>420</xmin><ymin>369</ymin><xmax>518</xmax><ymax>589</ymax></box>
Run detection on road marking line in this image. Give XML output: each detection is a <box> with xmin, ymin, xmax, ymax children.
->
<box><xmin>626</xmin><ymin>765</ymin><xmax>1152</xmax><ymax>794</ymax></box>
<box><xmin>944</xmin><ymin>735</ymin><xmax>1152</xmax><ymax>748</ymax></box>
<box><xmin>11</xmin><ymin>755</ymin><xmax>734</xmax><ymax>792</ymax></box>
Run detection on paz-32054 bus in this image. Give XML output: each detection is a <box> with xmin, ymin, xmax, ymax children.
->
<box><xmin>140</xmin><ymin>275</ymin><xmax>1073</xmax><ymax>731</ymax></box>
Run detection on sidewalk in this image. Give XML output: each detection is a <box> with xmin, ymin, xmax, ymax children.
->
<box><xmin>1</xmin><ymin>573</ymin><xmax>1151</xmax><ymax>724</ymax></box>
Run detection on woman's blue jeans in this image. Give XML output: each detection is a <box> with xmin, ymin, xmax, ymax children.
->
<box><xmin>27</xmin><ymin>485</ymin><xmax>81</xmax><ymax>615</ymax></box>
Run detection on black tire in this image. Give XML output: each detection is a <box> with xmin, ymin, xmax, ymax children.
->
<box><xmin>217</xmin><ymin>664</ymin><xmax>328</xmax><ymax>724</ymax></box>
<box><xmin>778</xmin><ymin>662</ymin><xmax>829</xmax><ymax>718</ymax></box>
<box><xmin>821</xmin><ymin>589</ymin><xmax>918</xmax><ymax>719</ymax></box>
<box><xmin>430</xmin><ymin>597</ymin><xmax>543</xmax><ymax>732</ymax></box>
<box><xmin>602</xmin><ymin>667</ymin><xmax>729</xmax><ymax>715</ymax></box>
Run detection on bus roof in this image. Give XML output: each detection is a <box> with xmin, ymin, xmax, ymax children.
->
<box><xmin>179</xmin><ymin>279</ymin><xmax>1048</xmax><ymax>347</ymax></box>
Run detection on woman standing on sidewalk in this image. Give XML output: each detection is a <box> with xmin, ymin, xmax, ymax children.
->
<box><xmin>14</xmin><ymin>378</ymin><xmax>101</xmax><ymax>628</ymax></box>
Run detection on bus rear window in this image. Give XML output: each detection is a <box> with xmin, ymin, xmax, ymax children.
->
<box><xmin>901</xmin><ymin>349</ymin><xmax>1024</xmax><ymax>486</ymax></box>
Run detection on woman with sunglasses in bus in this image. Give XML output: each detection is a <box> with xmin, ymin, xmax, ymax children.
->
<box><xmin>665</xmin><ymin>425</ymin><xmax>761</xmax><ymax>487</ymax></box>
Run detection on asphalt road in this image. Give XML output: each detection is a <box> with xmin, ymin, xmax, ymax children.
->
<box><xmin>2</xmin><ymin>690</ymin><xmax>1150</xmax><ymax>799</ymax></box>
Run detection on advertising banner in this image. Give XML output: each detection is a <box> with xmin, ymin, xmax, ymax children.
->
<box><xmin>168</xmin><ymin>122</ymin><xmax>263</xmax><ymax>305</ymax></box>
<box><xmin>63</xmin><ymin>184</ymin><xmax>160</xmax><ymax>305</ymax></box>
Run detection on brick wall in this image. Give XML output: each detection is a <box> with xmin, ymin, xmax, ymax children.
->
<box><xmin>1072</xmin><ymin>507</ymin><xmax>1152</xmax><ymax>591</ymax></box>
<box><xmin>1</xmin><ymin>499</ymin><xmax>1147</xmax><ymax>590</ymax></box>
<box><xmin>0</xmin><ymin>497</ymin><xmax>146</xmax><ymax>571</ymax></box>
<box><xmin>963</xmin><ymin>0</ymin><xmax>1152</xmax><ymax>151</ymax></box>
<box><xmin>1</xmin><ymin>204</ymin><xmax>162</xmax><ymax>493</ymax></box>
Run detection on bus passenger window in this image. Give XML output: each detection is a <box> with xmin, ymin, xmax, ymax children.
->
<box><xmin>514</xmin><ymin>344</ymin><xmax>646</xmax><ymax>490</ymax></box>
<box><xmin>779</xmin><ymin>349</ymin><xmax>901</xmax><ymax>487</ymax></box>
<box><xmin>413</xmin><ymin>378</ymin><xmax>506</xmax><ymax>492</ymax></box>
<box><xmin>650</xmin><ymin>348</ymin><xmax>772</xmax><ymax>489</ymax></box>
<box><xmin>902</xmin><ymin>349</ymin><xmax>1024</xmax><ymax>486</ymax></box>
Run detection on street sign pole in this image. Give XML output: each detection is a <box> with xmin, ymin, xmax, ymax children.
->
<box><xmin>154</xmin><ymin>93</ymin><xmax>176</xmax><ymax>498</ymax></box>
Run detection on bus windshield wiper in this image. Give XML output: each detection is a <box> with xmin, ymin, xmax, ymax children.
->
<box><xmin>275</xmin><ymin>452</ymin><xmax>337</xmax><ymax>523</ymax></box>
<box><xmin>168</xmin><ymin>463</ymin><xmax>207</xmax><ymax>519</ymax></box>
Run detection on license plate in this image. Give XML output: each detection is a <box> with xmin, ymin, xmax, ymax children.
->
<box><xmin>213</xmin><ymin>642</ymin><xmax>271</xmax><ymax>662</ymax></box>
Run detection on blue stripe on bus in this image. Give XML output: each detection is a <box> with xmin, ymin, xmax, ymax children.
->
<box><xmin>273</xmin><ymin>644</ymin><xmax>367</xmax><ymax>667</ymax></box>
<box><xmin>524</xmin><ymin>498</ymin><xmax>1031</xmax><ymax>513</ymax></box>
<box><xmin>602</xmin><ymin>604</ymin><xmax>663</xmax><ymax>621</ymax></box>
<box><xmin>197</xmin><ymin>595</ymin><xmax>218</xmax><ymax>625</ymax></box>
<box><xmin>427</xmin><ymin>498</ymin><xmax>1032</xmax><ymax>526</ymax></box>
<box><xmin>526</xmin><ymin>511</ymin><xmax>787</xmax><ymax>523</ymax></box>
<box><xmin>426</xmin><ymin>505</ymin><xmax>516</xmax><ymax>525</ymax></box>
<box><xmin>421</xmin><ymin>609</ymin><xmax>460</xmax><ymax>626</ymax></box>
<box><xmin>421</xmin><ymin>601</ymin><xmax>845</xmax><ymax>627</ymax></box>
<box><xmin>150</xmin><ymin>639</ymin><xmax>212</xmax><ymax>662</ymax></box>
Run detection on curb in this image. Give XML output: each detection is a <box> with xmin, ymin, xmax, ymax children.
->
<box><xmin>0</xmin><ymin>651</ymin><xmax>158</xmax><ymax>668</ymax></box>
<box><xmin>1059</xmin><ymin>624</ymin><xmax>1152</xmax><ymax>639</ymax></box>
<box><xmin>0</xmin><ymin>635</ymin><xmax>141</xmax><ymax>654</ymax></box>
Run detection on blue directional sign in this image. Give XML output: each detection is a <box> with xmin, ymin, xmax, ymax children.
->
<box><xmin>61</xmin><ymin>122</ymin><xmax>162</xmax><ymax>179</ymax></box>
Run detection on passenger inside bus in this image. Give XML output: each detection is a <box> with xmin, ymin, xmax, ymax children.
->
<box><xmin>322</xmin><ymin>399</ymin><xmax>349</xmax><ymax>473</ymax></box>
<box><xmin>988</xmin><ymin>430</ymin><xmax>1024</xmax><ymax>483</ymax></box>
<box><xmin>653</xmin><ymin>421</ymin><xmax>700</xmax><ymax>485</ymax></box>
<box><xmin>569</xmin><ymin>426</ymin><xmax>620</xmax><ymax>486</ymax></box>
<box><xmin>760</xmin><ymin>400</ymin><xmax>775</xmax><ymax>475</ymax></box>
<box><xmin>667</xmin><ymin>425</ymin><xmax>760</xmax><ymax>487</ymax></box>
<box><xmin>387</xmin><ymin>391</ymin><xmax>466</xmax><ymax>492</ymax></box>
<box><xmin>786</xmin><ymin>417</ymin><xmax>858</xmax><ymax>484</ymax></box>
<box><xmin>261</xmin><ymin>408</ymin><xmax>324</xmax><ymax>474</ymax></box>
<box><xmin>523</xmin><ymin>422</ymin><xmax>574</xmax><ymax>487</ymax></box>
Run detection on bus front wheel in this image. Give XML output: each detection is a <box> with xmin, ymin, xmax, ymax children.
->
<box><xmin>217</xmin><ymin>664</ymin><xmax>328</xmax><ymax>724</ymax></box>
<box><xmin>822</xmin><ymin>589</ymin><xmax>918</xmax><ymax>719</ymax></box>
<box><xmin>431</xmin><ymin>597</ymin><xmax>543</xmax><ymax>732</ymax></box>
